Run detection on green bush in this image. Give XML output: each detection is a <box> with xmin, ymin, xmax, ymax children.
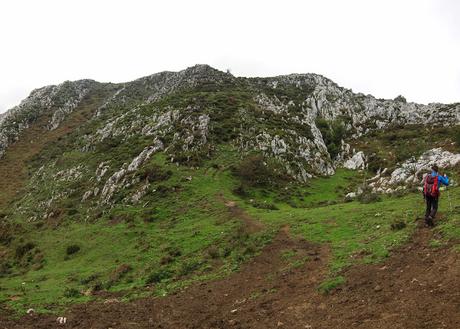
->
<box><xmin>367</xmin><ymin>153</ymin><xmax>385</xmax><ymax>174</ymax></box>
<box><xmin>233</xmin><ymin>154</ymin><xmax>287</xmax><ymax>187</ymax></box>
<box><xmin>391</xmin><ymin>221</ymin><xmax>406</xmax><ymax>231</ymax></box>
<box><xmin>315</xmin><ymin>118</ymin><xmax>346</xmax><ymax>158</ymax></box>
<box><xmin>138</xmin><ymin>163</ymin><xmax>172</xmax><ymax>182</ymax></box>
<box><xmin>108</xmin><ymin>264</ymin><xmax>132</xmax><ymax>286</ymax></box>
<box><xmin>145</xmin><ymin>268</ymin><xmax>174</xmax><ymax>285</ymax></box>
<box><xmin>66</xmin><ymin>244</ymin><xmax>81</xmax><ymax>255</ymax></box>
<box><xmin>15</xmin><ymin>242</ymin><xmax>36</xmax><ymax>259</ymax></box>
<box><xmin>179</xmin><ymin>260</ymin><xmax>201</xmax><ymax>277</ymax></box>
<box><xmin>80</xmin><ymin>274</ymin><xmax>99</xmax><ymax>285</ymax></box>
<box><xmin>63</xmin><ymin>287</ymin><xmax>81</xmax><ymax>298</ymax></box>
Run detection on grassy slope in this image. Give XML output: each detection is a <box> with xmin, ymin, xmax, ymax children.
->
<box><xmin>1</xmin><ymin>155</ymin><xmax>459</xmax><ymax>314</ymax></box>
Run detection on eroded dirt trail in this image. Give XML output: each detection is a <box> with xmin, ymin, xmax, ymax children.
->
<box><xmin>1</xmin><ymin>224</ymin><xmax>459</xmax><ymax>329</ymax></box>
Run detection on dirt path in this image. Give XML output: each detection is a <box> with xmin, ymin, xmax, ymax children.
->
<box><xmin>1</xmin><ymin>225</ymin><xmax>459</xmax><ymax>329</ymax></box>
<box><xmin>223</xmin><ymin>199</ymin><xmax>265</xmax><ymax>233</ymax></box>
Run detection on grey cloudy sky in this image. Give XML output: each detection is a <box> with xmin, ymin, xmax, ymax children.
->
<box><xmin>0</xmin><ymin>0</ymin><xmax>459</xmax><ymax>113</ymax></box>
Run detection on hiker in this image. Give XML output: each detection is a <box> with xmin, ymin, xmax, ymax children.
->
<box><xmin>423</xmin><ymin>164</ymin><xmax>449</xmax><ymax>227</ymax></box>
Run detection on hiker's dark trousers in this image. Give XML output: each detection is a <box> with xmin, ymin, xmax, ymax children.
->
<box><xmin>425</xmin><ymin>195</ymin><xmax>439</xmax><ymax>221</ymax></box>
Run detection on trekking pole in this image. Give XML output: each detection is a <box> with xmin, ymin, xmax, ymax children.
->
<box><xmin>447</xmin><ymin>186</ymin><xmax>453</xmax><ymax>215</ymax></box>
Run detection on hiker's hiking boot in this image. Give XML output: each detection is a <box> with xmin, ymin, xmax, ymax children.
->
<box><xmin>425</xmin><ymin>216</ymin><xmax>434</xmax><ymax>227</ymax></box>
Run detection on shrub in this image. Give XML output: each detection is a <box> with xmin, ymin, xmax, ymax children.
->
<box><xmin>80</xmin><ymin>274</ymin><xmax>99</xmax><ymax>285</ymax></box>
<box><xmin>66</xmin><ymin>245</ymin><xmax>80</xmax><ymax>256</ymax></box>
<box><xmin>233</xmin><ymin>154</ymin><xmax>287</xmax><ymax>188</ymax></box>
<box><xmin>108</xmin><ymin>264</ymin><xmax>132</xmax><ymax>285</ymax></box>
<box><xmin>179</xmin><ymin>260</ymin><xmax>201</xmax><ymax>277</ymax></box>
<box><xmin>367</xmin><ymin>153</ymin><xmax>385</xmax><ymax>174</ymax></box>
<box><xmin>145</xmin><ymin>268</ymin><xmax>174</xmax><ymax>285</ymax></box>
<box><xmin>233</xmin><ymin>155</ymin><xmax>272</xmax><ymax>187</ymax></box>
<box><xmin>139</xmin><ymin>163</ymin><xmax>172</xmax><ymax>182</ymax></box>
<box><xmin>15</xmin><ymin>242</ymin><xmax>36</xmax><ymax>259</ymax></box>
<box><xmin>391</xmin><ymin>221</ymin><xmax>406</xmax><ymax>231</ymax></box>
<box><xmin>63</xmin><ymin>287</ymin><xmax>81</xmax><ymax>298</ymax></box>
<box><xmin>316</xmin><ymin>118</ymin><xmax>346</xmax><ymax>158</ymax></box>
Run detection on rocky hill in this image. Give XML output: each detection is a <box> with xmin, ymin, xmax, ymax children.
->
<box><xmin>0</xmin><ymin>65</ymin><xmax>459</xmax><ymax>325</ymax></box>
<box><xmin>1</xmin><ymin>65</ymin><xmax>459</xmax><ymax>209</ymax></box>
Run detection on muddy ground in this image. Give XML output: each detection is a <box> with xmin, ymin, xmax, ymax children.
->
<box><xmin>1</xmin><ymin>223</ymin><xmax>459</xmax><ymax>329</ymax></box>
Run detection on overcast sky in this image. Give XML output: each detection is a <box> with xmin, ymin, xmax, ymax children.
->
<box><xmin>0</xmin><ymin>0</ymin><xmax>459</xmax><ymax>113</ymax></box>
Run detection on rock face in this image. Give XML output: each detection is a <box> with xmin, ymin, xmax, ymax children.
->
<box><xmin>367</xmin><ymin>148</ymin><xmax>460</xmax><ymax>194</ymax></box>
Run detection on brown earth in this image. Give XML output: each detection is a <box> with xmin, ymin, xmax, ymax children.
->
<box><xmin>1</xmin><ymin>222</ymin><xmax>459</xmax><ymax>329</ymax></box>
<box><xmin>223</xmin><ymin>198</ymin><xmax>265</xmax><ymax>234</ymax></box>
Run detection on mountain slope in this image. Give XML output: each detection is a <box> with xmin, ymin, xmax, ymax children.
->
<box><xmin>0</xmin><ymin>65</ymin><xmax>459</xmax><ymax>322</ymax></box>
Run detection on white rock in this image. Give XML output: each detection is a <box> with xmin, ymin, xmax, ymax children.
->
<box><xmin>345</xmin><ymin>192</ymin><xmax>356</xmax><ymax>199</ymax></box>
<box><xmin>344</xmin><ymin>151</ymin><xmax>366</xmax><ymax>170</ymax></box>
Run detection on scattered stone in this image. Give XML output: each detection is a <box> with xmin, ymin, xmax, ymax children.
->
<box><xmin>345</xmin><ymin>192</ymin><xmax>356</xmax><ymax>200</ymax></box>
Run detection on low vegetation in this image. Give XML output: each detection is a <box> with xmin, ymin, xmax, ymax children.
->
<box><xmin>0</xmin><ymin>72</ymin><xmax>459</xmax><ymax>318</ymax></box>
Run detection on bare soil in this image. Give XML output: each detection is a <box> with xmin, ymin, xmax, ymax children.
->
<box><xmin>1</xmin><ymin>224</ymin><xmax>459</xmax><ymax>329</ymax></box>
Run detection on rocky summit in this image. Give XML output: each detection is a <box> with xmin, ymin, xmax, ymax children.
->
<box><xmin>0</xmin><ymin>65</ymin><xmax>459</xmax><ymax>328</ymax></box>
